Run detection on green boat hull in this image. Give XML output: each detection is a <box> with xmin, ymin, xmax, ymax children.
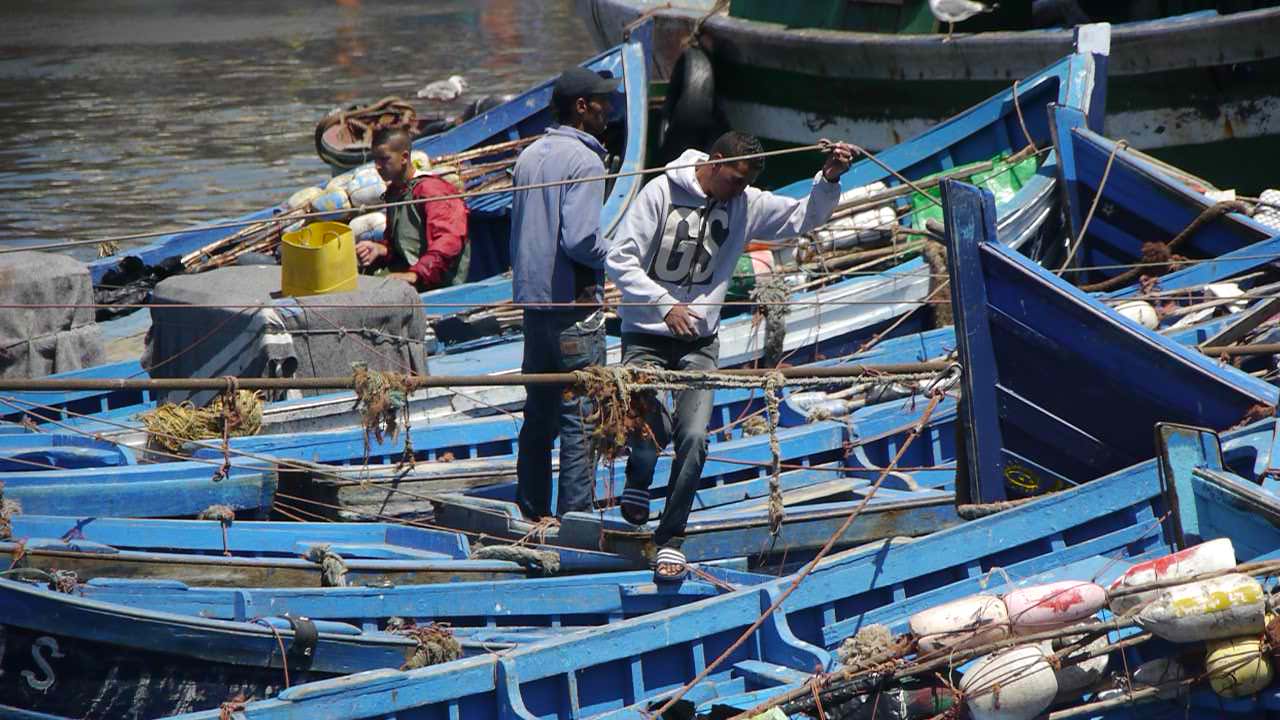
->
<box><xmin>579</xmin><ymin>1</ymin><xmax>1280</xmax><ymax>191</ymax></box>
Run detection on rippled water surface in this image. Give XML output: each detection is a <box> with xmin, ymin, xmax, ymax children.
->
<box><xmin>0</xmin><ymin>0</ymin><xmax>594</xmax><ymax>259</ymax></box>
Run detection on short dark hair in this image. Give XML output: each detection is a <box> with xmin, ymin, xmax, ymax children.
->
<box><xmin>371</xmin><ymin>126</ymin><xmax>412</xmax><ymax>152</ymax></box>
<box><xmin>710</xmin><ymin>131</ymin><xmax>765</xmax><ymax>171</ymax></box>
<box><xmin>551</xmin><ymin>94</ymin><xmax>579</xmax><ymax>123</ymax></box>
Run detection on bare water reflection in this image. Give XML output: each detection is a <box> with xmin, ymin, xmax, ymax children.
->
<box><xmin>0</xmin><ymin>0</ymin><xmax>594</xmax><ymax>259</ymax></box>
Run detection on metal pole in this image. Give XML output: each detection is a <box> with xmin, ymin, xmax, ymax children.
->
<box><xmin>0</xmin><ymin>362</ymin><xmax>953</xmax><ymax>392</ymax></box>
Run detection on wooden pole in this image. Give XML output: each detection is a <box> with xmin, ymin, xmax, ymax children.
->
<box><xmin>0</xmin><ymin>362</ymin><xmax>952</xmax><ymax>392</ymax></box>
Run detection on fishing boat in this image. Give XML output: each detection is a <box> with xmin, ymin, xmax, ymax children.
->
<box><xmin>577</xmin><ymin>0</ymin><xmax>1280</xmax><ymax>192</ymax></box>
<box><xmin>314</xmin><ymin>94</ymin><xmax>512</xmax><ymax>172</ymax></box>
<box><xmin>85</xmin><ymin>36</ymin><xmax>649</xmax><ymax>318</ymax></box>
<box><xmin>73</xmin><ymin>561</ymin><xmax>769</xmax><ymax>631</ymax></box>
<box><xmin>0</xmin><ymin>37</ymin><xmax>1105</xmax><ymax>444</ymax></box>
<box><xmin>154</xmin><ymin>406</ymin><xmax>1280</xmax><ymax>719</ymax></box>
<box><xmin>0</xmin><ymin>516</ymin><xmax>534</xmax><ymax>587</ymax></box>
<box><xmin>941</xmin><ymin>162</ymin><xmax>1280</xmax><ymax>504</ymax></box>
<box><xmin>0</xmin><ymin>575</ymin><xmax>523</xmax><ymax>719</ymax></box>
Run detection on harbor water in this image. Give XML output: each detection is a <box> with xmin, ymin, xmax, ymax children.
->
<box><xmin>0</xmin><ymin>0</ymin><xmax>593</xmax><ymax>258</ymax></box>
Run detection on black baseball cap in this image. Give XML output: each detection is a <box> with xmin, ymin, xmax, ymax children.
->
<box><xmin>552</xmin><ymin>67</ymin><xmax>621</xmax><ymax>101</ymax></box>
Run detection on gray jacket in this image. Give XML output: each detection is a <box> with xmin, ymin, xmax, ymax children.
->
<box><xmin>509</xmin><ymin>126</ymin><xmax>609</xmax><ymax>308</ymax></box>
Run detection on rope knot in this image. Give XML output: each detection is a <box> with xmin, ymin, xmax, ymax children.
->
<box><xmin>398</xmin><ymin>622</ymin><xmax>462</xmax><ymax>669</ymax></box>
<box><xmin>48</xmin><ymin>569</ymin><xmax>79</xmax><ymax>594</ymax></box>
<box><xmin>219</xmin><ymin>695</ymin><xmax>248</xmax><ymax>720</ymax></box>
<box><xmin>305</xmin><ymin>544</ymin><xmax>349</xmax><ymax>587</ymax></box>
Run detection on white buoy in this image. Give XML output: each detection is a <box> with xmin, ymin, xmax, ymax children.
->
<box><xmin>1003</xmin><ymin>581</ymin><xmax>1107</xmax><ymax>635</ymax></box>
<box><xmin>1108</xmin><ymin>538</ymin><xmax>1237</xmax><ymax>614</ymax></box>
<box><xmin>326</xmin><ymin>170</ymin><xmax>356</xmax><ymax>192</ymax></box>
<box><xmin>348</xmin><ymin>212</ymin><xmax>386</xmax><ymax>243</ymax></box>
<box><xmin>1131</xmin><ymin>657</ymin><xmax>1187</xmax><ymax>700</ymax></box>
<box><xmin>910</xmin><ymin>593</ymin><xmax>1010</xmax><ymax>653</ymax></box>
<box><xmin>1049</xmin><ymin>634</ymin><xmax>1110</xmax><ymax>699</ymax></box>
<box><xmin>1114</xmin><ymin>300</ymin><xmax>1159</xmax><ymax>329</ymax></box>
<box><xmin>309</xmin><ymin>188</ymin><xmax>352</xmax><ymax>222</ymax></box>
<box><xmin>961</xmin><ymin>645</ymin><xmax>1058</xmax><ymax>720</ymax></box>
<box><xmin>1137</xmin><ymin>573</ymin><xmax>1265</xmax><ymax>643</ymax></box>
<box><xmin>287</xmin><ymin>186</ymin><xmax>324</xmax><ymax>212</ymax></box>
<box><xmin>346</xmin><ymin>167</ymin><xmax>387</xmax><ymax>208</ymax></box>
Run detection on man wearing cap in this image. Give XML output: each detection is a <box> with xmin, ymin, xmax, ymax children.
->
<box><xmin>510</xmin><ymin>66</ymin><xmax>619</xmax><ymax>520</ymax></box>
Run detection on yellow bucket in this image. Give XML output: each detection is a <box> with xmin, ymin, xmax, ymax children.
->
<box><xmin>281</xmin><ymin>221</ymin><xmax>359</xmax><ymax>297</ymax></box>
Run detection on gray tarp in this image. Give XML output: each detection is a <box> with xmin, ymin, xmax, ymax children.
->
<box><xmin>144</xmin><ymin>266</ymin><xmax>428</xmax><ymax>406</ymax></box>
<box><xmin>0</xmin><ymin>251</ymin><xmax>104</xmax><ymax>378</ymax></box>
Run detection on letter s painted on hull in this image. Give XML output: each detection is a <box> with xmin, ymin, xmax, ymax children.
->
<box><xmin>22</xmin><ymin>636</ymin><xmax>64</xmax><ymax>692</ymax></box>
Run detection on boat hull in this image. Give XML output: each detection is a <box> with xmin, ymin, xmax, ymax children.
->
<box><xmin>578</xmin><ymin>0</ymin><xmax>1280</xmax><ymax>190</ymax></box>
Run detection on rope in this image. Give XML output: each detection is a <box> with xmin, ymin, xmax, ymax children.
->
<box><xmin>470</xmin><ymin>544</ymin><xmax>561</xmax><ymax>575</ymax></box>
<box><xmin>215</xmin><ymin>376</ymin><xmax>239</xmax><ymax>481</ymax></box>
<box><xmin>955</xmin><ymin>496</ymin><xmax>1040</xmax><ymax>520</ymax></box>
<box><xmin>921</xmin><ymin>237</ymin><xmax>952</xmax><ymax>328</ymax></box>
<box><xmin>218</xmin><ymin>695</ymin><xmax>248</xmax><ymax>720</ymax></box>
<box><xmin>48</xmin><ymin>569</ymin><xmax>79</xmax><ymax>595</ymax></box>
<box><xmin>752</xmin><ymin>276</ymin><xmax>790</xmax><ymax>368</ymax></box>
<box><xmin>138</xmin><ymin>388</ymin><xmax>263</xmax><ymax>454</ymax></box>
<box><xmin>398</xmin><ymin>623</ymin><xmax>462</xmax><ymax>670</ymax></box>
<box><xmin>1057</xmin><ymin>140</ymin><xmax>1127</xmax><ymax>276</ymax></box>
<box><xmin>0</xmin><ymin>481</ymin><xmax>11</xmax><ymax>541</ymax></box>
<box><xmin>198</xmin><ymin>504</ymin><xmax>236</xmax><ymax>556</ymax></box>
<box><xmin>351</xmin><ymin>361</ymin><xmax>413</xmax><ymax>467</ymax></box>
<box><xmin>836</xmin><ymin>623</ymin><xmax>896</xmax><ymax>667</ymax></box>
<box><xmin>1010</xmin><ymin>80</ymin><xmax>1039</xmax><ymax>153</ymax></box>
<box><xmin>304</xmin><ymin>544</ymin><xmax>348</xmax><ymax>587</ymax></box>
<box><xmin>7</xmin><ymin>143</ymin><xmax>831</xmax><ymax>255</ymax></box>
<box><xmin>651</xmin><ymin>368</ymin><xmax>954</xmax><ymax>718</ymax></box>
<box><xmin>764</xmin><ymin>372</ymin><xmax>785</xmax><ymax>538</ymax></box>
<box><xmin>1080</xmin><ymin>199</ymin><xmax>1253</xmax><ymax>292</ymax></box>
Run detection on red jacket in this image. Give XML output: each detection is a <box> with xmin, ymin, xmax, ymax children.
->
<box><xmin>380</xmin><ymin>173</ymin><xmax>468</xmax><ymax>289</ymax></box>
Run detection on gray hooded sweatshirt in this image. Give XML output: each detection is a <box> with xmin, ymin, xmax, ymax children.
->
<box><xmin>606</xmin><ymin>148</ymin><xmax>841</xmax><ymax>338</ymax></box>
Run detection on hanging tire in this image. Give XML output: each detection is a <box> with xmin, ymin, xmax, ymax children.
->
<box><xmin>658</xmin><ymin>46</ymin><xmax>717</xmax><ymax>157</ymax></box>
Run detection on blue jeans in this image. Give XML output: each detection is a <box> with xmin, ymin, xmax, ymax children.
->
<box><xmin>621</xmin><ymin>332</ymin><xmax>719</xmax><ymax>548</ymax></box>
<box><xmin>515</xmin><ymin>309</ymin><xmax>607</xmax><ymax>518</ymax></box>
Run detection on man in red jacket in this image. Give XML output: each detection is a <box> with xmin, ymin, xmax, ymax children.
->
<box><xmin>356</xmin><ymin>127</ymin><xmax>469</xmax><ymax>290</ymax></box>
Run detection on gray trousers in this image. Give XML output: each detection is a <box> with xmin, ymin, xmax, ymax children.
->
<box><xmin>621</xmin><ymin>331</ymin><xmax>719</xmax><ymax>548</ymax></box>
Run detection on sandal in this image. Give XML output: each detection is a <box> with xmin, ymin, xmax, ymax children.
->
<box><xmin>620</xmin><ymin>488</ymin><xmax>650</xmax><ymax>526</ymax></box>
<box><xmin>654</xmin><ymin>547</ymin><xmax>688</xmax><ymax>583</ymax></box>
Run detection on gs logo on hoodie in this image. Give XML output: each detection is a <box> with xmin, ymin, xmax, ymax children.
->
<box><xmin>647</xmin><ymin>203</ymin><xmax>730</xmax><ymax>286</ymax></box>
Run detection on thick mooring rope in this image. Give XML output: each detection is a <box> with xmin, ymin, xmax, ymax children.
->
<box><xmin>752</xmin><ymin>276</ymin><xmax>791</xmax><ymax>369</ymax></box>
<box><xmin>305</xmin><ymin>544</ymin><xmax>349</xmax><ymax>587</ymax></box>
<box><xmin>470</xmin><ymin>544</ymin><xmax>562</xmax><ymax>575</ymax></box>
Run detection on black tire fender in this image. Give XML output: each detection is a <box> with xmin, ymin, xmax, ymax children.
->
<box><xmin>659</xmin><ymin>46</ymin><xmax>716</xmax><ymax>147</ymax></box>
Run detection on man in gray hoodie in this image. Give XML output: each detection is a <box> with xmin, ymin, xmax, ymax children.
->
<box><xmin>510</xmin><ymin>67</ymin><xmax>619</xmax><ymax>520</ymax></box>
<box><xmin>606</xmin><ymin>131</ymin><xmax>854</xmax><ymax>580</ymax></box>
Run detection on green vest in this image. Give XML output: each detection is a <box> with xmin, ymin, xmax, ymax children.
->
<box><xmin>385</xmin><ymin>175</ymin><xmax>469</xmax><ymax>288</ymax></box>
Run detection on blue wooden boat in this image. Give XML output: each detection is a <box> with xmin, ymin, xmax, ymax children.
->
<box><xmin>0</xmin><ymin>516</ymin><xmax>532</xmax><ymax>587</ymax></box>
<box><xmin>0</xmin><ymin>457</ymin><xmax>276</xmax><ymax>519</ymax></box>
<box><xmin>85</xmin><ymin>37</ymin><xmax>649</xmax><ymax>315</ymax></box>
<box><xmin>153</xmin><ymin>402</ymin><xmax>1280</xmax><ymax>719</ymax></box>
<box><xmin>0</xmin><ymin>575</ymin><xmax>532</xmax><ymax>720</ymax></box>
<box><xmin>72</xmin><ymin>562</ymin><xmax>770</xmax><ymax>633</ymax></box>
<box><xmin>941</xmin><ymin>175</ymin><xmax>1280</xmax><ymax>505</ymax></box>
<box><xmin>1</xmin><ymin>36</ymin><xmax>1105</xmax><ymax>439</ymax></box>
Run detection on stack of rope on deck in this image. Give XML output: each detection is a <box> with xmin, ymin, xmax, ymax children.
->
<box><xmin>140</xmin><ymin>389</ymin><xmax>263</xmax><ymax>453</ymax></box>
